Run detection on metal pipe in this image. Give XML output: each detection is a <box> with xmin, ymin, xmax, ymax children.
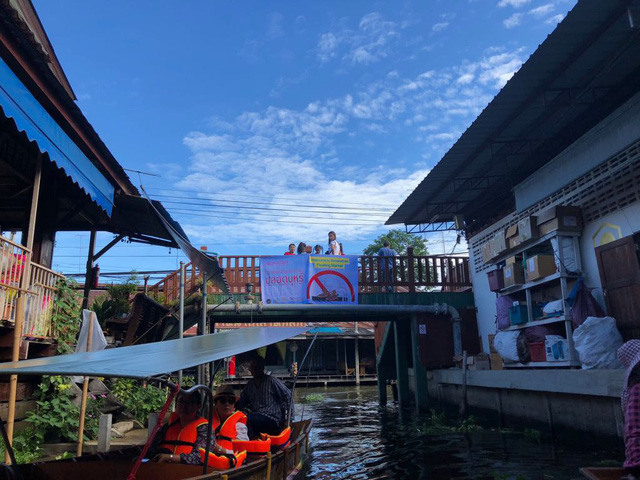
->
<box><xmin>198</xmin><ymin>273</ymin><xmax>208</xmax><ymax>385</ymax></box>
<box><xmin>208</xmin><ymin>303</ymin><xmax>454</xmax><ymax>314</ymax></box>
<box><xmin>178</xmin><ymin>262</ymin><xmax>185</xmax><ymax>386</ymax></box>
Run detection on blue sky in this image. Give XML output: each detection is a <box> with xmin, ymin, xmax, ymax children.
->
<box><xmin>35</xmin><ymin>0</ymin><xmax>577</xmax><ymax>280</ymax></box>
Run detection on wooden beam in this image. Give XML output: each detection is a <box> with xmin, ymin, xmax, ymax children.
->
<box><xmin>411</xmin><ymin>314</ymin><xmax>429</xmax><ymax>412</ymax></box>
<box><xmin>6</xmin><ymin>153</ymin><xmax>41</xmax><ymax>459</ymax></box>
<box><xmin>81</xmin><ymin>230</ymin><xmax>96</xmax><ymax>310</ymax></box>
<box><xmin>93</xmin><ymin>234</ymin><xmax>124</xmax><ymax>261</ymax></box>
<box><xmin>394</xmin><ymin>320</ymin><xmax>410</xmax><ymax>408</ymax></box>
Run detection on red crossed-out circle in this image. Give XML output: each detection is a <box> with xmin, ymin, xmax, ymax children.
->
<box><xmin>306</xmin><ymin>270</ymin><xmax>355</xmax><ymax>302</ymax></box>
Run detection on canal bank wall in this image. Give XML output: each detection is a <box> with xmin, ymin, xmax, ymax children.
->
<box><xmin>420</xmin><ymin>369</ymin><xmax>625</xmax><ymax>438</ymax></box>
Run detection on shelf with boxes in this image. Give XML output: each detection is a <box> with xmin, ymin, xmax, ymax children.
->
<box><xmin>483</xmin><ymin>205</ymin><xmax>584</xmax><ymax>369</ymax></box>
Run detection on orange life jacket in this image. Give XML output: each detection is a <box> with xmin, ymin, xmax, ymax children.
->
<box><xmin>199</xmin><ymin>448</ymin><xmax>247</xmax><ymax>470</ymax></box>
<box><xmin>158</xmin><ymin>412</ymin><xmax>208</xmax><ymax>456</ymax></box>
<box><xmin>211</xmin><ymin>410</ymin><xmax>247</xmax><ymax>451</ymax></box>
<box><xmin>261</xmin><ymin>426</ymin><xmax>292</xmax><ymax>450</ymax></box>
<box><xmin>232</xmin><ymin>437</ymin><xmax>272</xmax><ymax>455</ymax></box>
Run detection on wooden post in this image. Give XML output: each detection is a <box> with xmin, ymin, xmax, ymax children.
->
<box><xmin>6</xmin><ymin>155</ymin><xmax>41</xmax><ymax>461</ymax></box>
<box><xmin>377</xmin><ymin>362</ymin><xmax>387</xmax><ymax>406</ymax></box>
<box><xmin>97</xmin><ymin>414</ymin><xmax>112</xmax><ymax>453</ymax></box>
<box><xmin>178</xmin><ymin>262</ymin><xmax>185</xmax><ymax>386</ymax></box>
<box><xmin>407</xmin><ymin>247</ymin><xmax>416</xmax><ymax>293</ymax></box>
<box><xmin>82</xmin><ymin>230</ymin><xmax>97</xmax><ymax>310</ymax></box>
<box><xmin>354</xmin><ymin>337</ymin><xmax>361</xmax><ymax>386</ymax></box>
<box><xmin>77</xmin><ymin>311</ymin><xmax>95</xmax><ymax>456</ymax></box>
<box><xmin>394</xmin><ymin>321</ymin><xmax>410</xmax><ymax>408</ymax></box>
<box><xmin>410</xmin><ymin>314</ymin><xmax>429</xmax><ymax>412</ymax></box>
<box><xmin>460</xmin><ymin>350</ymin><xmax>468</xmax><ymax>419</ymax></box>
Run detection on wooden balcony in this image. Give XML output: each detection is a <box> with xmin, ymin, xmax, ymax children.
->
<box><xmin>150</xmin><ymin>249</ymin><xmax>471</xmax><ymax>304</ymax></box>
<box><xmin>0</xmin><ymin>235</ymin><xmax>65</xmax><ymax>339</ymax></box>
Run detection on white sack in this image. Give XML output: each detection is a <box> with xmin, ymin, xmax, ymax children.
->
<box><xmin>572</xmin><ymin>316</ymin><xmax>623</xmax><ymax>370</ymax></box>
<box><xmin>73</xmin><ymin>310</ymin><xmax>107</xmax><ymax>383</ymax></box>
<box><xmin>493</xmin><ymin>331</ymin><xmax>520</xmax><ymax>363</ymax></box>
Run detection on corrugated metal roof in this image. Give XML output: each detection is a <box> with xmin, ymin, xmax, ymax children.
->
<box><xmin>388</xmin><ymin>0</ymin><xmax>640</xmax><ymax>233</ymax></box>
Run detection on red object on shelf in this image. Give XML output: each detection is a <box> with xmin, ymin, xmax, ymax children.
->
<box><xmin>529</xmin><ymin>342</ymin><xmax>546</xmax><ymax>362</ymax></box>
<box><xmin>487</xmin><ymin>268</ymin><xmax>504</xmax><ymax>292</ymax></box>
<box><xmin>228</xmin><ymin>355</ymin><xmax>236</xmax><ymax>376</ymax></box>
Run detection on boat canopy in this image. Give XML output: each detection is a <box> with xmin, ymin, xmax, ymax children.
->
<box><xmin>0</xmin><ymin>327</ymin><xmax>307</xmax><ymax>379</ymax></box>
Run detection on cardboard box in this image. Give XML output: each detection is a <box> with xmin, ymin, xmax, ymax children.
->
<box><xmin>488</xmin><ymin>334</ymin><xmax>497</xmax><ymax>354</ymax></box>
<box><xmin>526</xmin><ymin>254</ymin><xmax>557</xmax><ymax>281</ymax></box>
<box><xmin>467</xmin><ymin>353</ymin><xmax>491</xmax><ymax>370</ymax></box>
<box><xmin>505</xmin><ymin>224</ymin><xmax>520</xmax><ymax>249</ymax></box>
<box><xmin>545</xmin><ymin>337</ymin><xmax>569</xmax><ymax>362</ymax></box>
<box><xmin>487</xmin><ymin>268</ymin><xmax>504</xmax><ymax>292</ymax></box>
<box><xmin>503</xmin><ymin>263</ymin><xmax>525</xmax><ymax>288</ymax></box>
<box><xmin>536</xmin><ymin>206</ymin><xmax>583</xmax><ymax>235</ymax></box>
<box><xmin>481</xmin><ymin>241</ymin><xmax>493</xmax><ymax>264</ymax></box>
<box><xmin>518</xmin><ymin>216</ymin><xmax>539</xmax><ymax>243</ymax></box>
<box><xmin>490</xmin><ymin>353</ymin><xmax>504</xmax><ymax>370</ymax></box>
<box><xmin>493</xmin><ymin>230</ymin><xmax>507</xmax><ymax>256</ymax></box>
<box><xmin>505</xmin><ymin>255</ymin><xmax>521</xmax><ymax>265</ymax></box>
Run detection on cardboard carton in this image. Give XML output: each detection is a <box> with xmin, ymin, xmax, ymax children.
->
<box><xmin>490</xmin><ymin>353</ymin><xmax>503</xmax><ymax>370</ymax></box>
<box><xmin>488</xmin><ymin>334</ymin><xmax>497</xmax><ymax>354</ymax></box>
<box><xmin>493</xmin><ymin>230</ymin><xmax>507</xmax><ymax>256</ymax></box>
<box><xmin>518</xmin><ymin>216</ymin><xmax>539</xmax><ymax>243</ymax></box>
<box><xmin>536</xmin><ymin>206</ymin><xmax>583</xmax><ymax>235</ymax></box>
<box><xmin>481</xmin><ymin>241</ymin><xmax>493</xmax><ymax>264</ymax></box>
<box><xmin>467</xmin><ymin>353</ymin><xmax>491</xmax><ymax>370</ymax></box>
<box><xmin>505</xmin><ymin>255</ymin><xmax>521</xmax><ymax>265</ymax></box>
<box><xmin>505</xmin><ymin>224</ymin><xmax>520</xmax><ymax>249</ymax></box>
<box><xmin>545</xmin><ymin>337</ymin><xmax>570</xmax><ymax>362</ymax></box>
<box><xmin>503</xmin><ymin>263</ymin><xmax>525</xmax><ymax>288</ymax></box>
<box><xmin>526</xmin><ymin>254</ymin><xmax>557</xmax><ymax>282</ymax></box>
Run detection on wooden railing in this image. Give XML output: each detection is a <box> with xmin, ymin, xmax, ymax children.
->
<box><xmin>150</xmin><ymin>249</ymin><xmax>471</xmax><ymax>304</ymax></box>
<box><xmin>24</xmin><ymin>263</ymin><xmax>64</xmax><ymax>337</ymax></box>
<box><xmin>0</xmin><ymin>234</ymin><xmax>65</xmax><ymax>338</ymax></box>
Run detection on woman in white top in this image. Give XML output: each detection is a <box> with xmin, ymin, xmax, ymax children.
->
<box><xmin>328</xmin><ymin>231</ymin><xmax>341</xmax><ymax>255</ymax></box>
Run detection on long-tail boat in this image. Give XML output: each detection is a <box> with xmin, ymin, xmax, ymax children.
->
<box><xmin>0</xmin><ymin>327</ymin><xmax>312</xmax><ymax>480</ymax></box>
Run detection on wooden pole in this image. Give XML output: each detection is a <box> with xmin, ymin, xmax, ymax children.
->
<box><xmin>460</xmin><ymin>350</ymin><xmax>468</xmax><ymax>419</ymax></box>
<box><xmin>77</xmin><ymin>311</ymin><xmax>94</xmax><ymax>456</ymax></box>
<box><xmin>178</xmin><ymin>262</ymin><xmax>185</xmax><ymax>386</ymax></box>
<box><xmin>82</xmin><ymin>231</ymin><xmax>97</xmax><ymax>310</ymax></box>
<box><xmin>6</xmin><ymin>155</ymin><xmax>41</xmax><ymax>461</ymax></box>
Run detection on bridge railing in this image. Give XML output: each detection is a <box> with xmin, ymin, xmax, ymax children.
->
<box><xmin>150</xmin><ymin>249</ymin><xmax>470</xmax><ymax>304</ymax></box>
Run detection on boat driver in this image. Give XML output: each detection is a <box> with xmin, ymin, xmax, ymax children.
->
<box><xmin>150</xmin><ymin>390</ymin><xmax>227</xmax><ymax>464</ymax></box>
<box><xmin>237</xmin><ymin>355</ymin><xmax>293</xmax><ymax>439</ymax></box>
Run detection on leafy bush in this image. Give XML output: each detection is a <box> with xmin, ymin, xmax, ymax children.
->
<box><xmin>51</xmin><ymin>278</ymin><xmax>82</xmax><ymax>354</ymax></box>
<box><xmin>91</xmin><ymin>274</ymin><xmax>138</xmax><ymax>326</ymax></box>
<box><xmin>26</xmin><ymin>376</ymin><xmax>98</xmax><ymax>443</ymax></box>
<box><xmin>110</xmin><ymin>379</ymin><xmax>167</xmax><ymax>426</ymax></box>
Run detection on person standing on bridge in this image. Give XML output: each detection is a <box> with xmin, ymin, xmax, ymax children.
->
<box><xmin>328</xmin><ymin>231</ymin><xmax>341</xmax><ymax>255</ymax></box>
<box><xmin>377</xmin><ymin>241</ymin><xmax>397</xmax><ymax>293</ymax></box>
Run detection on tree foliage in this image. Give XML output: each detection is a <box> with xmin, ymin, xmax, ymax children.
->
<box><xmin>363</xmin><ymin>229</ymin><xmax>429</xmax><ymax>256</ymax></box>
<box><xmin>91</xmin><ymin>274</ymin><xmax>138</xmax><ymax>326</ymax></box>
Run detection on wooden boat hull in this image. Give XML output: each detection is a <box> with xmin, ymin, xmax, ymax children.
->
<box><xmin>580</xmin><ymin>467</ymin><xmax>625</xmax><ymax>480</ymax></box>
<box><xmin>1</xmin><ymin>419</ymin><xmax>312</xmax><ymax>480</ymax></box>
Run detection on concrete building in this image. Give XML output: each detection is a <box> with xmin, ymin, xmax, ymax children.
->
<box><xmin>388</xmin><ymin>0</ymin><xmax>640</xmax><ymax>437</ymax></box>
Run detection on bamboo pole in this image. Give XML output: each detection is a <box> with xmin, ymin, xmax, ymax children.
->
<box><xmin>178</xmin><ymin>262</ymin><xmax>185</xmax><ymax>386</ymax></box>
<box><xmin>6</xmin><ymin>155</ymin><xmax>41</xmax><ymax>462</ymax></box>
<box><xmin>77</xmin><ymin>311</ymin><xmax>94</xmax><ymax>456</ymax></box>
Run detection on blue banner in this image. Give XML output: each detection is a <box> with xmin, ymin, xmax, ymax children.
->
<box><xmin>260</xmin><ymin>255</ymin><xmax>359</xmax><ymax>305</ymax></box>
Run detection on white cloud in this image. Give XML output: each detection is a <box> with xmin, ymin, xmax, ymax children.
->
<box><xmin>497</xmin><ymin>0</ymin><xmax>531</xmax><ymax>7</ymax></box>
<box><xmin>432</xmin><ymin>22</ymin><xmax>449</xmax><ymax>32</ymax></box>
<box><xmin>504</xmin><ymin>13</ymin><xmax>523</xmax><ymax>28</ymax></box>
<box><xmin>528</xmin><ymin>4</ymin><xmax>554</xmax><ymax>18</ymax></box>
<box><xmin>545</xmin><ymin>13</ymin><xmax>565</xmax><ymax>25</ymax></box>
<box><xmin>268</xmin><ymin>12</ymin><xmax>284</xmax><ymax>38</ymax></box>
<box><xmin>171</xmin><ymin>45</ymin><xmax>527</xmax><ymax>249</ymax></box>
<box><xmin>316</xmin><ymin>12</ymin><xmax>399</xmax><ymax>66</ymax></box>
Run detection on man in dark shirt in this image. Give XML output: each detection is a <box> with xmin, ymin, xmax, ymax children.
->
<box><xmin>377</xmin><ymin>241</ymin><xmax>397</xmax><ymax>292</ymax></box>
<box><xmin>237</xmin><ymin>356</ymin><xmax>293</xmax><ymax>439</ymax></box>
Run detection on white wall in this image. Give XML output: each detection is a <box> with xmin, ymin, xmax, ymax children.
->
<box><xmin>579</xmin><ymin>202</ymin><xmax>640</xmax><ymax>308</ymax></box>
<box><xmin>469</xmin><ymin>91</ymin><xmax>640</xmax><ymax>352</ymax></box>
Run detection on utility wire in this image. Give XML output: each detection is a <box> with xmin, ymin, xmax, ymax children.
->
<box><xmin>167</xmin><ymin>208</ymin><xmax>383</xmax><ymax>226</ymax></box>
<box><xmin>158</xmin><ymin>199</ymin><xmax>391</xmax><ymax>218</ymax></box>
<box><xmin>150</xmin><ymin>193</ymin><xmax>395</xmax><ymax>213</ymax></box>
<box><xmin>146</xmin><ymin>186</ymin><xmax>400</xmax><ymax>208</ymax></box>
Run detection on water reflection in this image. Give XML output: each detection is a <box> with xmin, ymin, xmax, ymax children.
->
<box><xmin>294</xmin><ymin>386</ymin><xmax>622</xmax><ymax>480</ymax></box>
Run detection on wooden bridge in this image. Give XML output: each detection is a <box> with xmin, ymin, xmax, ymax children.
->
<box><xmin>149</xmin><ymin>247</ymin><xmax>471</xmax><ymax>303</ymax></box>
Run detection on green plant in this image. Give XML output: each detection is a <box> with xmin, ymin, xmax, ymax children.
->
<box><xmin>91</xmin><ymin>274</ymin><xmax>138</xmax><ymax>326</ymax></box>
<box><xmin>0</xmin><ymin>426</ymin><xmax>43</xmax><ymax>464</ymax></box>
<box><xmin>300</xmin><ymin>393</ymin><xmax>324</xmax><ymax>403</ymax></box>
<box><xmin>26</xmin><ymin>376</ymin><xmax>98</xmax><ymax>443</ymax></box>
<box><xmin>454</xmin><ymin>416</ymin><xmax>481</xmax><ymax>433</ymax></box>
<box><xmin>523</xmin><ymin>428</ymin><xmax>542</xmax><ymax>444</ymax></box>
<box><xmin>51</xmin><ymin>278</ymin><xmax>82</xmax><ymax>354</ymax></box>
<box><xmin>110</xmin><ymin>378</ymin><xmax>167</xmax><ymax>426</ymax></box>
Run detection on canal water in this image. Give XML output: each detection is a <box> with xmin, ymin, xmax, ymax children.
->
<box><xmin>294</xmin><ymin>386</ymin><xmax>623</xmax><ymax>480</ymax></box>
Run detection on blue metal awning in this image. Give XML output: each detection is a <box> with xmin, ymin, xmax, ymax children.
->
<box><xmin>0</xmin><ymin>57</ymin><xmax>114</xmax><ymax>215</ymax></box>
